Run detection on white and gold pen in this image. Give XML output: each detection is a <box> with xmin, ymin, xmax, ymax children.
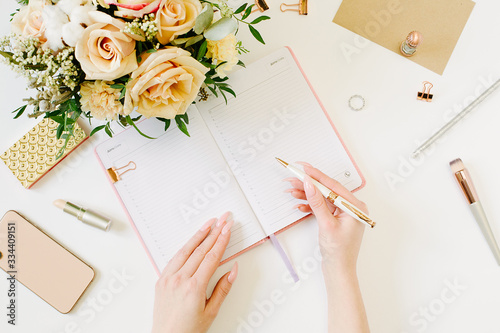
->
<box><xmin>276</xmin><ymin>158</ymin><xmax>375</xmax><ymax>228</ymax></box>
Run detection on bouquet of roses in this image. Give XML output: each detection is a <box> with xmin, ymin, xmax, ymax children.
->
<box><xmin>1</xmin><ymin>0</ymin><xmax>269</xmax><ymax>157</ymax></box>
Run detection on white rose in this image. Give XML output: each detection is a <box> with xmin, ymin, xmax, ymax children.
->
<box><xmin>11</xmin><ymin>0</ymin><xmax>50</xmax><ymax>43</ymax></box>
<box><xmin>75</xmin><ymin>11</ymin><xmax>138</xmax><ymax>80</ymax></box>
<box><xmin>124</xmin><ymin>47</ymin><xmax>208</xmax><ymax>119</ymax></box>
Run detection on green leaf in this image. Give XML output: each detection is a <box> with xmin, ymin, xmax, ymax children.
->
<box><xmin>125</xmin><ymin>115</ymin><xmax>156</xmax><ymax>139</ymax></box>
<box><xmin>104</xmin><ymin>125</ymin><xmax>113</xmax><ymax>137</ymax></box>
<box><xmin>175</xmin><ymin>116</ymin><xmax>190</xmax><ymax>137</ymax></box>
<box><xmin>215</xmin><ymin>60</ymin><xmax>227</xmax><ymax>69</ymax></box>
<box><xmin>249</xmin><ymin>25</ymin><xmax>265</xmax><ymax>44</ymax></box>
<box><xmin>51</xmin><ymin>116</ymin><xmax>65</xmax><ymax>124</ymax></box>
<box><xmin>207</xmin><ymin>85</ymin><xmax>218</xmax><ymax>97</ymax></box>
<box><xmin>170</xmin><ymin>37</ymin><xmax>192</xmax><ymax>45</ymax></box>
<box><xmin>219</xmin><ymin>89</ymin><xmax>228</xmax><ymax>104</ymax></box>
<box><xmin>213</xmin><ymin>76</ymin><xmax>229</xmax><ymax>82</ymax></box>
<box><xmin>250</xmin><ymin>16</ymin><xmax>270</xmax><ymax>24</ymax></box>
<box><xmin>110</xmin><ymin>84</ymin><xmax>125</xmax><ymax>89</ymax></box>
<box><xmin>56</xmin><ymin>124</ymin><xmax>64</xmax><ymax>140</ymax></box>
<box><xmin>119</xmin><ymin>87</ymin><xmax>126</xmax><ymax>100</ymax></box>
<box><xmin>197</xmin><ymin>40</ymin><xmax>207</xmax><ymax>61</ymax></box>
<box><xmin>234</xmin><ymin>3</ymin><xmax>247</xmax><ymax>14</ymax></box>
<box><xmin>180</xmin><ymin>112</ymin><xmax>189</xmax><ymax>124</ymax></box>
<box><xmin>194</xmin><ymin>3</ymin><xmax>214</xmax><ymax>34</ymax></box>
<box><xmin>237</xmin><ymin>60</ymin><xmax>246</xmax><ymax>68</ymax></box>
<box><xmin>204</xmin><ymin>17</ymin><xmax>238</xmax><ymax>41</ymax></box>
<box><xmin>146</xmin><ymin>48</ymin><xmax>158</xmax><ymax>53</ymax></box>
<box><xmin>12</xmin><ymin>105</ymin><xmax>27</xmax><ymax>119</ymax></box>
<box><xmin>242</xmin><ymin>4</ymin><xmax>255</xmax><ymax>20</ymax></box>
<box><xmin>90</xmin><ymin>125</ymin><xmax>106</xmax><ymax>137</ymax></box>
<box><xmin>185</xmin><ymin>35</ymin><xmax>204</xmax><ymax>48</ymax></box>
<box><xmin>51</xmin><ymin>116</ymin><xmax>76</xmax><ymax>125</ymax></box>
<box><xmin>157</xmin><ymin>118</ymin><xmax>171</xmax><ymax>131</ymax></box>
<box><xmin>219</xmin><ymin>86</ymin><xmax>236</xmax><ymax>98</ymax></box>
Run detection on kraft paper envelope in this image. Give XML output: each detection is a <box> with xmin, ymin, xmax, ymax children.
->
<box><xmin>333</xmin><ymin>0</ymin><xmax>475</xmax><ymax>75</ymax></box>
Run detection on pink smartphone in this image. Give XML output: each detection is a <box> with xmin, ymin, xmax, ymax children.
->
<box><xmin>0</xmin><ymin>211</ymin><xmax>95</xmax><ymax>313</ymax></box>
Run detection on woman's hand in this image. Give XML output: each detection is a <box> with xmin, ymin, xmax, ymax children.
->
<box><xmin>152</xmin><ymin>212</ymin><xmax>238</xmax><ymax>333</ymax></box>
<box><xmin>284</xmin><ymin>163</ymin><xmax>371</xmax><ymax>333</ymax></box>
<box><xmin>284</xmin><ymin>163</ymin><xmax>368</xmax><ymax>271</ymax></box>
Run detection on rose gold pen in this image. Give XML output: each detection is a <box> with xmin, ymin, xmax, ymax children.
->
<box><xmin>276</xmin><ymin>158</ymin><xmax>375</xmax><ymax>228</ymax></box>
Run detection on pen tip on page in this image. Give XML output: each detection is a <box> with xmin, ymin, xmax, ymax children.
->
<box><xmin>275</xmin><ymin>157</ymin><xmax>288</xmax><ymax>168</ymax></box>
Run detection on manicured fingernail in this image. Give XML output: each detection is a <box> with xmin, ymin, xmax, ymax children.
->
<box><xmin>303</xmin><ymin>175</ymin><xmax>316</xmax><ymax>197</ymax></box>
<box><xmin>222</xmin><ymin>219</ymin><xmax>234</xmax><ymax>235</ymax></box>
<box><xmin>216</xmin><ymin>211</ymin><xmax>230</xmax><ymax>227</ymax></box>
<box><xmin>296</xmin><ymin>161</ymin><xmax>313</xmax><ymax>168</ymax></box>
<box><xmin>282</xmin><ymin>177</ymin><xmax>298</xmax><ymax>183</ymax></box>
<box><xmin>228</xmin><ymin>262</ymin><xmax>238</xmax><ymax>284</ymax></box>
<box><xmin>200</xmin><ymin>218</ymin><xmax>215</xmax><ymax>231</ymax></box>
<box><xmin>283</xmin><ymin>188</ymin><xmax>295</xmax><ymax>193</ymax></box>
<box><xmin>292</xmin><ymin>204</ymin><xmax>303</xmax><ymax>210</ymax></box>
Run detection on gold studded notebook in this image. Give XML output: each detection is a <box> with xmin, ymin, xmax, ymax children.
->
<box><xmin>1</xmin><ymin>119</ymin><xmax>88</xmax><ymax>189</ymax></box>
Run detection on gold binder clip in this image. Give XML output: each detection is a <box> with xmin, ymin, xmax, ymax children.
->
<box><xmin>107</xmin><ymin>161</ymin><xmax>136</xmax><ymax>183</ymax></box>
<box><xmin>251</xmin><ymin>0</ymin><xmax>269</xmax><ymax>13</ymax></box>
<box><xmin>280</xmin><ymin>0</ymin><xmax>307</xmax><ymax>15</ymax></box>
<box><xmin>417</xmin><ymin>81</ymin><xmax>434</xmax><ymax>102</ymax></box>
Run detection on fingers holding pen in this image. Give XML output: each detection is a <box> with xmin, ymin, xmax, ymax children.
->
<box><xmin>297</xmin><ymin>162</ymin><xmax>367</xmax><ymax>213</ymax></box>
<box><xmin>283</xmin><ymin>177</ymin><xmax>336</xmax><ymax>213</ymax></box>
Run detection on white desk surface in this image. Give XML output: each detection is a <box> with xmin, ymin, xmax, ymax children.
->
<box><xmin>1</xmin><ymin>1</ymin><xmax>500</xmax><ymax>332</ymax></box>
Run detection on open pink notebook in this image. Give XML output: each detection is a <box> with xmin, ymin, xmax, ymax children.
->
<box><xmin>95</xmin><ymin>47</ymin><xmax>365</xmax><ymax>275</ymax></box>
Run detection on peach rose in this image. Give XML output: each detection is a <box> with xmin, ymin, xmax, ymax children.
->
<box><xmin>124</xmin><ymin>47</ymin><xmax>208</xmax><ymax>119</ymax></box>
<box><xmin>156</xmin><ymin>0</ymin><xmax>202</xmax><ymax>45</ymax></box>
<box><xmin>75</xmin><ymin>11</ymin><xmax>138</xmax><ymax>80</ymax></box>
<box><xmin>101</xmin><ymin>0</ymin><xmax>161</xmax><ymax>18</ymax></box>
<box><xmin>11</xmin><ymin>0</ymin><xmax>49</xmax><ymax>43</ymax></box>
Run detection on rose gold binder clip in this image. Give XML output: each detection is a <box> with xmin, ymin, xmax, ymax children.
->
<box><xmin>417</xmin><ymin>81</ymin><xmax>434</xmax><ymax>102</ymax></box>
<box><xmin>251</xmin><ymin>0</ymin><xmax>269</xmax><ymax>13</ymax></box>
<box><xmin>280</xmin><ymin>0</ymin><xmax>307</xmax><ymax>15</ymax></box>
<box><xmin>107</xmin><ymin>161</ymin><xmax>136</xmax><ymax>183</ymax></box>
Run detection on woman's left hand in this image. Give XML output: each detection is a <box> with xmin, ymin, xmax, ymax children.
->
<box><xmin>152</xmin><ymin>212</ymin><xmax>238</xmax><ymax>333</ymax></box>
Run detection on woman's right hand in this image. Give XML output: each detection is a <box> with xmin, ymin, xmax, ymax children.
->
<box><xmin>285</xmin><ymin>163</ymin><xmax>371</xmax><ymax>332</ymax></box>
<box><xmin>284</xmin><ymin>163</ymin><xmax>368</xmax><ymax>271</ymax></box>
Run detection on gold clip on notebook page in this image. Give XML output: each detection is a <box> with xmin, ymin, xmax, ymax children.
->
<box><xmin>333</xmin><ymin>0</ymin><xmax>475</xmax><ymax>75</ymax></box>
<box><xmin>1</xmin><ymin>119</ymin><xmax>88</xmax><ymax>189</ymax></box>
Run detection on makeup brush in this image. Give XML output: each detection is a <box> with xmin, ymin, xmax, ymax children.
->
<box><xmin>450</xmin><ymin>158</ymin><xmax>500</xmax><ymax>265</ymax></box>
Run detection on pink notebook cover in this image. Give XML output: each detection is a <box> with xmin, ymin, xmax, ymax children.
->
<box><xmin>95</xmin><ymin>47</ymin><xmax>365</xmax><ymax>276</ymax></box>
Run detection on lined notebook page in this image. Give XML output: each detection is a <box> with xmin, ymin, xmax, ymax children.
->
<box><xmin>95</xmin><ymin>107</ymin><xmax>266</xmax><ymax>272</ymax></box>
<box><xmin>197</xmin><ymin>47</ymin><xmax>363</xmax><ymax>235</ymax></box>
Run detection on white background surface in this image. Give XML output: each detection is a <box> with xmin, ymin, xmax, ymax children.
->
<box><xmin>1</xmin><ymin>0</ymin><xmax>500</xmax><ymax>332</ymax></box>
